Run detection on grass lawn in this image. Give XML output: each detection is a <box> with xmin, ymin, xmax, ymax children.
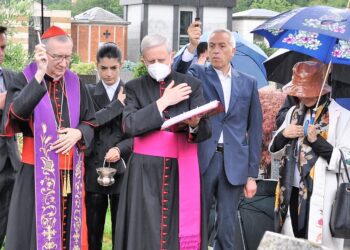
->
<box><xmin>103</xmin><ymin>207</ymin><xmax>113</xmax><ymax>249</ymax></box>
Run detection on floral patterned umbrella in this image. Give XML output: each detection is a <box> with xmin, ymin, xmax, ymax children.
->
<box><xmin>252</xmin><ymin>5</ymin><xmax>350</xmax><ymax>65</ymax></box>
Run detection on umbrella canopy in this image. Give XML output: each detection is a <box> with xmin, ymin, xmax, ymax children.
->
<box><xmin>264</xmin><ymin>49</ymin><xmax>350</xmax><ymax>85</ymax></box>
<box><xmin>174</xmin><ymin>32</ymin><xmax>268</xmax><ymax>89</ymax></box>
<box><xmin>252</xmin><ymin>5</ymin><xmax>350</xmax><ymax>65</ymax></box>
<box><xmin>263</xmin><ymin>49</ymin><xmax>312</xmax><ymax>85</ymax></box>
<box><xmin>235</xmin><ymin>180</ymin><xmax>277</xmax><ymax>250</ymax></box>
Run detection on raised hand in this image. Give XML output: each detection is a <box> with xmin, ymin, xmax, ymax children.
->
<box><xmin>187</xmin><ymin>20</ymin><xmax>202</xmax><ymax>53</ymax></box>
<box><xmin>156</xmin><ymin>81</ymin><xmax>192</xmax><ymax>112</ymax></box>
<box><xmin>34</xmin><ymin>43</ymin><xmax>48</xmax><ymax>83</ymax></box>
<box><xmin>118</xmin><ymin>86</ymin><xmax>126</xmax><ymax>105</ymax></box>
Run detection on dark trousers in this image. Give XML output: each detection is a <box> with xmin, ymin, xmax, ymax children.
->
<box><xmin>0</xmin><ymin>159</ymin><xmax>15</xmax><ymax>247</ymax></box>
<box><xmin>203</xmin><ymin>152</ymin><xmax>243</xmax><ymax>250</ymax></box>
<box><xmin>290</xmin><ymin>187</ymin><xmax>308</xmax><ymax>239</ymax></box>
<box><xmin>85</xmin><ymin>192</ymin><xmax>119</xmax><ymax>250</ymax></box>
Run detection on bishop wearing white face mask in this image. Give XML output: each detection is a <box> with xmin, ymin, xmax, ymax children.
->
<box><xmin>114</xmin><ymin>33</ymin><xmax>211</xmax><ymax>250</ymax></box>
<box><xmin>147</xmin><ymin>60</ymin><xmax>171</xmax><ymax>82</ymax></box>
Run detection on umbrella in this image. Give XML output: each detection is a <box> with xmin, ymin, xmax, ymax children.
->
<box><xmin>252</xmin><ymin>5</ymin><xmax>350</xmax><ymax>65</ymax></box>
<box><xmin>174</xmin><ymin>32</ymin><xmax>268</xmax><ymax>89</ymax></box>
<box><xmin>235</xmin><ymin>180</ymin><xmax>277</xmax><ymax>250</ymax></box>
<box><xmin>252</xmin><ymin>5</ymin><xmax>350</xmax><ymax>120</ymax></box>
<box><xmin>263</xmin><ymin>49</ymin><xmax>311</xmax><ymax>85</ymax></box>
<box><xmin>263</xmin><ymin>49</ymin><xmax>350</xmax><ymax>109</ymax></box>
<box><xmin>263</xmin><ymin>48</ymin><xmax>350</xmax><ymax>89</ymax></box>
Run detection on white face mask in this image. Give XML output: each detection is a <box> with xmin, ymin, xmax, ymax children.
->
<box><xmin>147</xmin><ymin>62</ymin><xmax>170</xmax><ymax>81</ymax></box>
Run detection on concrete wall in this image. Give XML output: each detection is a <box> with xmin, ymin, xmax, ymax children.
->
<box><xmin>148</xmin><ymin>5</ymin><xmax>174</xmax><ymax>46</ymax></box>
<box><xmin>124</xmin><ymin>4</ymin><xmax>230</xmax><ymax>62</ymax></box>
<box><xmin>126</xmin><ymin>5</ymin><xmax>143</xmax><ymax>62</ymax></box>
<box><xmin>232</xmin><ymin>18</ymin><xmax>267</xmax><ymax>42</ymax></box>
<box><xmin>202</xmin><ymin>7</ymin><xmax>228</xmax><ymax>32</ymax></box>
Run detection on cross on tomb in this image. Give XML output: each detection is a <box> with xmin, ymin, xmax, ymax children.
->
<box><xmin>103</xmin><ymin>30</ymin><xmax>111</xmax><ymax>39</ymax></box>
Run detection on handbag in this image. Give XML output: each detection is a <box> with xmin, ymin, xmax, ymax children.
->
<box><xmin>330</xmin><ymin>149</ymin><xmax>350</xmax><ymax>238</ymax></box>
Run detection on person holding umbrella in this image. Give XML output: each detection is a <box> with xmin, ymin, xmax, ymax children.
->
<box><xmin>269</xmin><ymin>61</ymin><xmax>350</xmax><ymax>249</ymax></box>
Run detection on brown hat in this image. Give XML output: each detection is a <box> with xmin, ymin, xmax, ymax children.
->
<box><xmin>282</xmin><ymin>61</ymin><xmax>331</xmax><ymax>98</ymax></box>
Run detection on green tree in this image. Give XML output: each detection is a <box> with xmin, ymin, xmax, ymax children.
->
<box><xmin>235</xmin><ymin>0</ymin><xmax>349</xmax><ymax>12</ymax></box>
<box><xmin>0</xmin><ymin>0</ymin><xmax>32</xmax><ymax>34</ymax></box>
<box><xmin>72</xmin><ymin>0</ymin><xmax>123</xmax><ymax>17</ymax></box>
<box><xmin>46</xmin><ymin>0</ymin><xmax>72</xmax><ymax>11</ymax></box>
<box><xmin>3</xmin><ymin>41</ymin><xmax>29</xmax><ymax>72</ymax></box>
<box><xmin>250</xmin><ymin>0</ymin><xmax>296</xmax><ymax>12</ymax></box>
<box><xmin>308</xmin><ymin>0</ymin><xmax>348</xmax><ymax>7</ymax></box>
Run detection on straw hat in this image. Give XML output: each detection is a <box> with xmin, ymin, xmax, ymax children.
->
<box><xmin>283</xmin><ymin>61</ymin><xmax>331</xmax><ymax>98</ymax></box>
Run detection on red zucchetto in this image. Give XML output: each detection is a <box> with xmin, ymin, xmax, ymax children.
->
<box><xmin>41</xmin><ymin>26</ymin><xmax>67</xmax><ymax>40</ymax></box>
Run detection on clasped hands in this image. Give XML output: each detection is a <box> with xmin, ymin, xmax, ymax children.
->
<box><xmin>50</xmin><ymin>128</ymin><xmax>82</xmax><ymax>154</ymax></box>
<box><xmin>282</xmin><ymin>120</ymin><xmax>318</xmax><ymax>143</ymax></box>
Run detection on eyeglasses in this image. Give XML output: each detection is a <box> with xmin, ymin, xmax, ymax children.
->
<box><xmin>46</xmin><ymin>51</ymin><xmax>72</xmax><ymax>62</ymax></box>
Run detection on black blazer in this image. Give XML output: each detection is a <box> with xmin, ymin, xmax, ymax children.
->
<box><xmin>0</xmin><ymin>69</ymin><xmax>20</xmax><ymax>173</ymax></box>
<box><xmin>84</xmin><ymin>80</ymin><xmax>132</xmax><ymax>194</ymax></box>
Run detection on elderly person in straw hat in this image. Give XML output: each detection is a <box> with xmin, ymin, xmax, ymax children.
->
<box><xmin>269</xmin><ymin>61</ymin><xmax>350</xmax><ymax>249</ymax></box>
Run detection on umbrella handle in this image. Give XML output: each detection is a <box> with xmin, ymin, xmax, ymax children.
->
<box><xmin>310</xmin><ymin>111</ymin><xmax>315</xmax><ymax>125</ymax></box>
<box><xmin>314</xmin><ymin>61</ymin><xmax>332</xmax><ymax>112</ymax></box>
<box><xmin>36</xmin><ymin>31</ymin><xmax>42</xmax><ymax>44</ymax></box>
<box><xmin>304</xmin><ymin>110</ymin><xmax>315</xmax><ymax>135</ymax></box>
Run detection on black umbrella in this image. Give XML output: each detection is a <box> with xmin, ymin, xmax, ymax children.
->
<box><xmin>263</xmin><ymin>49</ymin><xmax>350</xmax><ymax>100</ymax></box>
<box><xmin>234</xmin><ymin>180</ymin><xmax>277</xmax><ymax>250</ymax></box>
<box><xmin>263</xmin><ymin>49</ymin><xmax>311</xmax><ymax>85</ymax></box>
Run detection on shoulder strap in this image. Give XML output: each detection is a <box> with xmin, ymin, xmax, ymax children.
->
<box><xmin>336</xmin><ymin>149</ymin><xmax>350</xmax><ymax>187</ymax></box>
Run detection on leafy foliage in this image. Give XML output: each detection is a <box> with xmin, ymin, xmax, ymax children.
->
<box><xmin>71</xmin><ymin>53</ymin><xmax>82</xmax><ymax>64</ymax></box>
<box><xmin>71</xmin><ymin>0</ymin><xmax>123</xmax><ymax>17</ymax></box>
<box><xmin>132</xmin><ymin>62</ymin><xmax>148</xmax><ymax>78</ymax></box>
<box><xmin>3</xmin><ymin>41</ymin><xmax>30</xmax><ymax>72</ymax></box>
<box><xmin>46</xmin><ymin>0</ymin><xmax>72</xmax><ymax>11</ymax></box>
<box><xmin>122</xmin><ymin>60</ymin><xmax>137</xmax><ymax>71</ymax></box>
<box><xmin>235</xmin><ymin>0</ymin><xmax>349</xmax><ymax>13</ymax></box>
<box><xmin>255</xmin><ymin>42</ymin><xmax>277</xmax><ymax>57</ymax></box>
<box><xmin>70</xmin><ymin>62</ymin><xmax>96</xmax><ymax>75</ymax></box>
<box><xmin>258</xmin><ymin>87</ymin><xmax>286</xmax><ymax>177</ymax></box>
<box><xmin>0</xmin><ymin>0</ymin><xmax>32</xmax><ymax>35</ymax></box>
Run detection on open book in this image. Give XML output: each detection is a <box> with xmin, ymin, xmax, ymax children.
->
<box><xmin>161</xmin><ymin>100</ymin><xmax>224</xmax><ymax>130</ymax></box>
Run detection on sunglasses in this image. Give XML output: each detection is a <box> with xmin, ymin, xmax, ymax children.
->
<box><xmin>0</xmin><ymin>45</ymin><xmax>6</xmax><ymax>50</ymax></box>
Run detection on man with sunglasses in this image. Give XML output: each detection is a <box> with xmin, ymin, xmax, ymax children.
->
<box><xmin>2</xmin><ymin>26</ymin><xmax>96</xmax><ymax>250</ymax></box>
<box><xmin>0</xmin><ymin>25</ymin><xmax>21</xmax><ymax>249</ymax></box>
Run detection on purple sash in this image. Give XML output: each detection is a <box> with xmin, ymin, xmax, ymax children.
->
<box><xmin>23</xmin><ymin>63</ymin><xmax>83</xmax><ymax>250</ymax></box>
